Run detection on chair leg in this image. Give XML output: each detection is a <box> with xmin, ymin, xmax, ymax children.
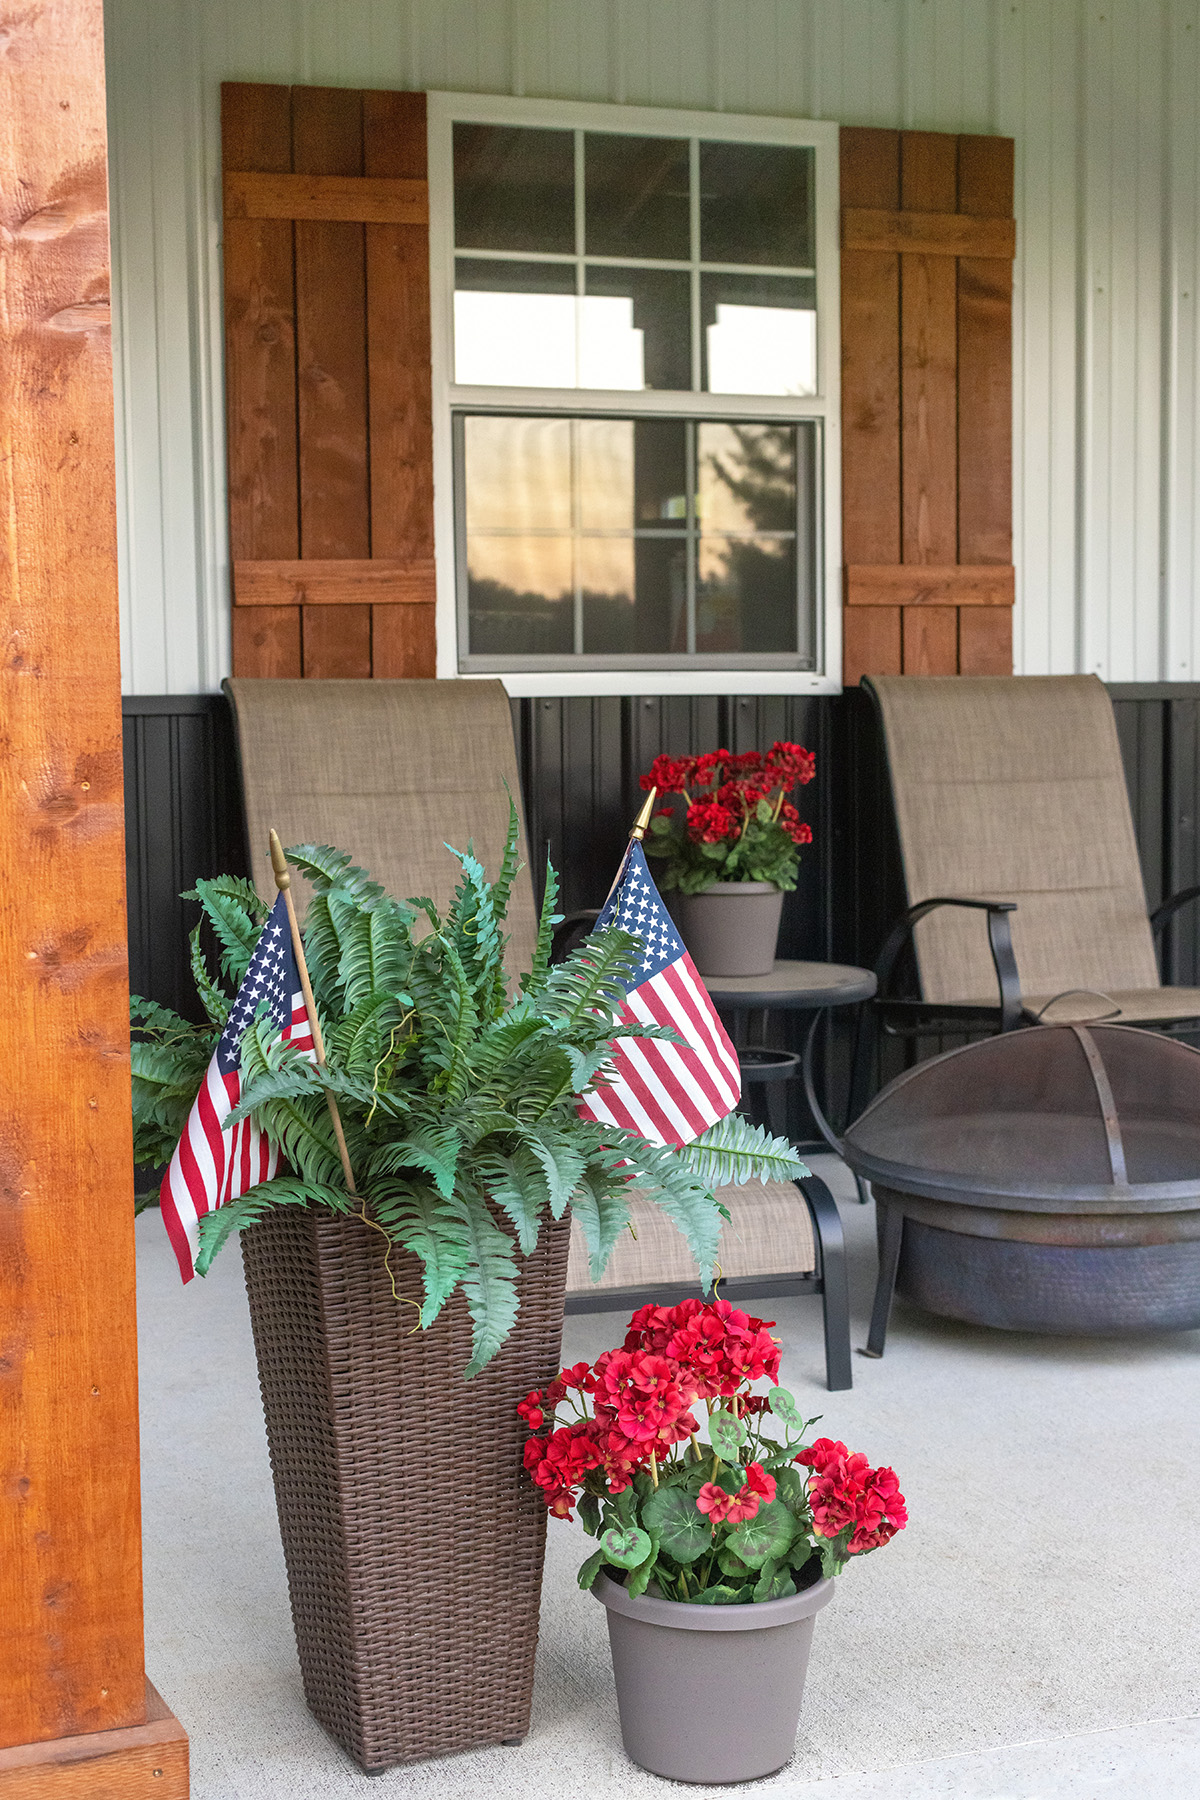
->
<box><xmin>797</xmin><ymin>1174</ymin><xmax>852</xmax><ymax>1391</ymax></box>
<box><xmin>855</xmin><ymin>1174</ymin><xmax>871</xmax><ymax>1205</ymax></box>
<box><xmin>863</xmin><ymin>1201</ymin><xmax>904</xmax><ymax>1359</ymax></box>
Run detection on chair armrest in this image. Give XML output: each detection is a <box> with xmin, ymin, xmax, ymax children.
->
<box><xmin>875</xmin><ymin>897</ymin><xmax>1023</xmax><ymax>1032</ymax></box>
<box><xmin>1149</xmin><ymin>885</ymin><xmax>1200</xmax><ymax>938</ymax></box>
<box><xmin>550</xmin><ymin>908</ymin><xmax>600</xmax><ymax>962</ymax></box>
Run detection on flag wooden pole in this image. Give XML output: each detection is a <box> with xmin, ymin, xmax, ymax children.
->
<box><xmin>269</xmin><ymin>830</ymin><xmax>358</xmax><ymax>1196</ymax></box>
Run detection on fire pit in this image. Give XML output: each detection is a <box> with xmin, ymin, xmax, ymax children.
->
<box><xmin>841</xmin><ymin>1024</ymin><xmax>1200</xmax><ymax>1353</ymax></box>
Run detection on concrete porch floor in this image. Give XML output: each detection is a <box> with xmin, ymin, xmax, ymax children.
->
<box><xmin>136</xmin><ymin>1158</ymin><xmax>1200</xmax><ymax>1799</ymax></box>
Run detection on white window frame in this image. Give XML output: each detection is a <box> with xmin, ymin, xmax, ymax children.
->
<box><xmin>426</xmin><ymin>92</ymin><xmax>842</xmax><ymax>697</ymax></box>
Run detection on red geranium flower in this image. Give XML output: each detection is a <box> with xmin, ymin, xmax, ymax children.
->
<box><xmin>640</xmin><ymin>753</ymin><xmax>694</xmax><ymax>795</ymax></box>
<box><xmin>686</xmin><ymin>800</ymin><xmax>739</xmax><ymax>844</ymax></box>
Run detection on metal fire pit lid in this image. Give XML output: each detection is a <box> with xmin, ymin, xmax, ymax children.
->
<box><xmin>842</xmin><ymin>1024</ymin><xmax>1200</xmax><ymax>1213</ymax></box>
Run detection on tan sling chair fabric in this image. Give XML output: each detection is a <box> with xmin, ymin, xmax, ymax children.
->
<box><xmin>867</xmin><ymin>673</ymin><xmax>1200</xmax><ymax>1025</ymax></box>
<box><xmin>223</xmin><ymin>678</ymin><xmax>540</xmax><ymax>978</ymax></box>
<box><xmin>565</xmin><ymin>1181</ymin><xmax>816</xmax><ymax>1295</ymax></box>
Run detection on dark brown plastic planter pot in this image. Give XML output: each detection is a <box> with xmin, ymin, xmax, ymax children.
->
<box><xmin>240</xmin><ymin>1206</ymin><xmax>571</xmax><ymax>1773</ymax></box>
<box><xmin>594</xmin><ymin>1569</ymin><xmax>835</xmax><ymax>1783</ymax></box>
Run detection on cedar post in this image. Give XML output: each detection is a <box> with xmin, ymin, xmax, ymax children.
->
<box><xmin>0</xmin><ymin>0</ymin><xmax>187</xmax><ymax>1790</ymax></box>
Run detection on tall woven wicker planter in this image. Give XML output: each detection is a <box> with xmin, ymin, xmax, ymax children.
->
<box><xmin>240</xmin><ymin>1206</ymin><xmax>572</xmax><ymax>1773</ymax></box>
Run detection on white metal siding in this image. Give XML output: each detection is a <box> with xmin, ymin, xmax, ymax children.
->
<box><xmin>103</xmin><ymin>0</ymin><xmax>1200</xmax><ymax>691</ymax></box>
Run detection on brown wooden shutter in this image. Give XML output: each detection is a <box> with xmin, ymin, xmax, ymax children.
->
<box><xmin>222</xmin><ymin>82</ymin><xmax>435</xmax><ymax>679</ymax></box>
<box><xmin>840</xmin><ymin>127</ymin><xmax>1015</xmax><ymax>682</ymax></box>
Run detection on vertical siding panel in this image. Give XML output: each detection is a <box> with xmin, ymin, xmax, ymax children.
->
<box><xmin>1164</xmin><ymin>2</ymin><xmax>1200</xmax><ymax>680</ymax></box>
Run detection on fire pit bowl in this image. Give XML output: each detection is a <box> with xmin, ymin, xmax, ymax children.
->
<box><xmin>841</xmin><ymin>1024</ymin><xmax>1200</xmax><ymax>1352</ymax></box>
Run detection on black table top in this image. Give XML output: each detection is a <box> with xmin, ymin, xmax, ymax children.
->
<box><xmin>702</xmin><ymin>959</ymin><xmax>877</xmax><ymax>1009</ymax></box>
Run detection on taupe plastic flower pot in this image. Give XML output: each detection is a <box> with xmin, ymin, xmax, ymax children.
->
<box><xmin>593</xmin><ymin>1570</ymin><xmax>835</xmax><ymax>1784</ymax></box>
<box><xmin>673</xmin><ymin>881</ymin><xmax>785</xmax><ymax>977</ymax></box>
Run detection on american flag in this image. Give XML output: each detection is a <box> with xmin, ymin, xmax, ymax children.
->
<box><xmin>160</xmin><ymin>892</ymin><xmax>314</xmax><ymax>1283</ymax></box>
<box><xmin>578</xmin><ymin>841</ymin><xmax>742</xmax><ymax>1146</ymax></box>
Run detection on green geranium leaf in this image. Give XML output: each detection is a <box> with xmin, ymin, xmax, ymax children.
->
<box><xmin>643</xmin><ymin>1485</ymin><xmax>711</xmax><ymax>1565</ymax></box>
<box><xmin>708</xmin><ymin>1406</ymin><xmax>748</xmax><ymax>1460</ymax></box>
<box><xmin>717</xmin><ymin>1544</ymin><xmax>754</xmax><ymax>1581</ymax></box>
<box><xmin>772</xmin><ymin>1465</ymin><xmax>806</xmax><ymax>1509</ymax></box>
<box><xmin>767</xmin><ymin>1385</ymin><xmax>805</xmax><ymax>1432</ymax></box>
<box><xmin>753</xmin><ymin>1559</ymin><xmax>798</xmax><ymax>1602</ymax></box>
<box><xmin>626</xmin><ymin>1540</ymin><xmax>660</xmax><ymax>1598</ymax></box>
<box><xmin>577</xmin><ymin>1548</ymin><xmax>605</xmax><ymax>1591</ymax></box>
<box><xmin>727</xmin><ymin>1498</ymin><xmax>798</xmax><ymax>1570</ymax></box>
<box><xmin>599</xmin><ymin>1524</ymin><xmax>653</xmax><ymax>1570</ymax></box>
<box><xmin>692</xmin><ymin>1583</ymin><xmax>752</xmax><ymax>1606</ymax></box>
<box><xmin>577</xmin><ymin>1492</ymin><xmax>601</xmax><ymax>1536</ymax></box>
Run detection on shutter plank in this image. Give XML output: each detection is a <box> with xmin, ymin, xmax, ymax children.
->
<box><xmin>957</xmin><ymin>136</ymin><xmax>1014</xmax><ymax>571</ymax></box>
<box><xmin>959</xmin><ymin>606</ymin><xmax>1013</xmax><ymax>675</ymax></box>
<box><xmin>845</xmin><ymin>564</ymin><xmax>1014</xmax><ymax>605</ymax></box>
<box><xmin>364</xmin><ymin>90</ymin><xmax>435</xmax><ymax>677</ymax></box>
<box><xmin>844</xmin><ymin>607</ymin><xmax>903</xmax><ymax>686</ymax></box>
<box><xmin>900</xmin><ymin>133</ymin><xmax>957</xmax><ymax>568</ymax></box>
<box><xmin>221</xmin><ymin>84</ymin><xmax>300</xmax><ymax>673</ymax></box>
<box><xmin>223</xmin><ymin>170</ymin><xmax>427</xmax><ymax>223</ymax></box>
<box><xmin>902</xmin><ymin>605</ymin><xmax>958</xmax><ymax>674</ymax></box>
<box><xmin>293</xmin><ymin>87</ymin><xmax>371</xmax><ymax>676</ymax></box>
<box><xmin>232</xmin><ymin>605</ymin><xmax>302</xmax><ymax>677</ymax></box>
<box><xmin>842</xmin><ymin>208</ymin><xmax>1014</xmax><ymax>258</ymax></box>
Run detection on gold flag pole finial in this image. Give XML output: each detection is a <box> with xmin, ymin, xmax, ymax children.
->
<box><xmin>269</xmin><ymin>829</ymin><xmax>357</xmax><ymax>1197</ymax></box>
<box><xmin>630</xmin><ymin>787</ymin><xmax>657</xmax><ymax>841</ymax></box>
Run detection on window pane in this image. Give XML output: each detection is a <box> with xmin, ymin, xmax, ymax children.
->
<box><xmin>577</xmin><ymin>418</ymin><xmax>687</xmax><ymax>530</ymax></box>
<box><xmin>699</xmin><ymin>142</ymin><xmax>814</xmax><ymax>268</ymax></box>
<box><xmin>581</xmin><ymin>536</ymin><xmax>686</xmax><ymax>654</ymax></box>
<box><xmin>454</xmin><ymin>124</ymin><xmax>575</xmax><ymax>254</ymax></box>
<box><xmin>585</xmin><ymin>266</ymin><xmax>691</xmax><ymax>391</ymax></box>
<box><xmin>467</xmin><ymin>535</ymin><xmax>574</xmax><ymax>656</ymax></box>
<box><xmin>697</xmin><ymin>536</ymin><xmax>797</xmax><ymax>654</ymax></box>
<box><xmin>701</xmin><ymin>273</ymin><xmax>816</xmax><ymax>396</ymax></box>
<box><xmin>697</xmin><ymin>423</ymin><xmax>796</xmax><ymax>534</ymax></box>
<box><xmin>584</xmin><ymin>133</ymin><xmax>690</xmax><ymax>261</ymax></box>
<box><xmin>454</xmin><ymin>259</ymin><xmax>576</xmax><ymax>387</ymax></box>
<box><xmin>464</xmin><ymin>416</ymin><xmax>572</xmax><ymax>531</ymax></box>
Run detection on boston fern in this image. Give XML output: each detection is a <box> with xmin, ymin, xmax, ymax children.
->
<box><xmin>130</xmin><ymin>804</ymin><xmax>806</xmax><ymax>1375</ymax></box>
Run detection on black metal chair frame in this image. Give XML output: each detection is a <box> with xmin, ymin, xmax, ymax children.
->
<box><xmin>564</xmin><ymin>1173</ymin><xmax>853</xmax><ymax>1392</ymax></box>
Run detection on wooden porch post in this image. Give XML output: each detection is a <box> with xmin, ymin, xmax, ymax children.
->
<box><xmin>0</xmin><ymin>0</ymin><xmax>187</xmax><ymax>1789</ymax></box>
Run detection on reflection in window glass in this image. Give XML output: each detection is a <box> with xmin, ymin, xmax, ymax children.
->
<box><xmin>697</xmin><ymin>423</ymin><xmax>797</xmax><ymax>533</ymax></box>
<box><xmin>453</xmin><ymin>124</ymin><xmax>575</xmax><ymax>253</ymax></box>
<box><xmin>701</xmin><ymin>273</ymin><xmax>816</xmax><ymax>396</ymax></box>
<box><xmin>699</xmin><ymin>141</ymin><xmax>814</xmax><ymax>268</ymax></box>
<box><xmin>584</xmin><ymin>133</ymin><xmax>691</xmax><ymax>261</ymax></box>
<box><xmin>584</xmin><ymin>265</ymin><xmax>691</xmax><ymax>391</ymax></box>
<box><xmin>697</xmin><ymin>536</ymin><xmax>797</xmax><ymax>654</ymax></box>
<box><xmin>464</xmin><ymin>417</ymin><xmax>571</xmax><ymax>531</ymax></box>
<box><xmin>467</xmin><ymin>534</ymin><xmax>574</xmax><ymax>656</ymax></box>
<box><xmin>455</xmin><ymin>262</ymin><xmax>648</xmax><ymax>390</ymax></box>
<box><xmin>582</xmin><ymin>535</ymin><xmax>686</xmax><ymax>654</ymax></box>
<box><xmin>460</xmin><ymin>415</ymin><xmax>815</xmax><ymax>665</ymax></box>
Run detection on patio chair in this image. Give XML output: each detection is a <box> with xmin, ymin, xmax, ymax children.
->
<box><xmin>224</xmin><ymin>676</ymin><xmax>543</xmax><ymax>972</ymax></box>
<box><xmin>564</xmin><ymin>1177</ymin><xmax>852</xmax><ymax>1391</ymax></box>
<box><xmin>226</xmin><ymin>678</ymin><xmax>850</xmax><ymax>1383</ymax></box>
<box><xmin>854</xmin><ymin>675</ymin><xmax>1200</xmax><ymax>1098</ymax></box>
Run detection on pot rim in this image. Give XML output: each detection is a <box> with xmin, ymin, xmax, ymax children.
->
<box><xmin>592</xmin><ymin>1569</ymin><xmax>835</xmax><ymax>1632</ymax></box>
<box><xmin>679</xmin><ymin>880</ymin><xmax>783</xmax><ymax>897</ymax></box>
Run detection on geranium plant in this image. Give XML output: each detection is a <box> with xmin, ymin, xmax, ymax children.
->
<box><xmin>129</xmin><ymin>805</ymin><xmax>806</xmax><ymax>1374</ymax></box>
<box><xmin>640</xmin><ymin>743</ymin><xmax>816</xmax><ymax>895</ymax></box>
<box><xmin>521</xmin><ymin>1297</ymin><xmax>906</xmax><ymax>1601</ymax></box>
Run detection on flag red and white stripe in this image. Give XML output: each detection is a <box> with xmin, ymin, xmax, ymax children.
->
<box><xmin>160</xmin><ymin>892</ymin><xmax>314</xmax><ymax>1282</ymax></box>
<box><xmin>577</xmin><ymin>841</ymin><xmax>741</xmax><ymax>1146</ymax></box>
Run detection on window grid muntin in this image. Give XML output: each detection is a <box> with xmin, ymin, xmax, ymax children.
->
<box><xmin>451</xmin><ymin>124</ymin><xmax>816</xmax><ymax>398</ymax></box>
<box><xmin>455</xmin><ymin>411</ymin><xmax>815</xmax><ymax>669</ymax></box>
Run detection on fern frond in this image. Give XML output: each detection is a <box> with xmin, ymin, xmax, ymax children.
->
<box><xmin>445</xmin><ymin>842</ymin><xmax>506</xmax><ymax>1017</ymax></box>
<box><xmin>676</xmin><ymin>1114</ymin><xmax>810</xmax><ymax>1190</ymax></box>
<box><xmin>476</xmin><ymin>1144</ymin><xmax>548</xmax><ymax>1253</ymax></box>
<box><xmin>491</xmin><ymin>791</ymin><xmax>523</xmax><ymax>929</ymax></box>
<box><xmin>453</xmin><ymin>1184</ymin><xmax>520</xmax><ymax>1377</ymax></box>
<box><xmin>186</xmin><ymin>877</ymin><xmax>263</xmax><ymax>986</ymax></box>
<box><xmin>569</xmin><ymin>1169</ymin><xmax>634</xmax><ymax>1284</ymax></box>
<box><xmin>188</xmin><ymin>923</ymin><xmax>232</xmax><ymax>1026</ymax></box>
<box><xmin>516</xmin><ymin>1127</ymin><xmax>586</xmax><ymax>1219</ymax></box>
<box><xmin>193</xmin><ymin>1174</ymin><xmax>352</xmax><ymax>1276</ymax></box>
<box><xmin>367</xmin><ymin>1123</ymin><xmax>462</xmax><ymax>1199</ymax></box>
<box><xmin>369</xmin><ymin>1178</ymin><xmax>470</xmax><ymax>1327</ymax></box>
<box><xmin>284</xmin><ymin>843</ymin><xmax>388</xmax><ymax>911</ymax></box>
<box><xmin>537</xmin><ymin>926</ymin><xmax>641</xmax><ymax>1027</ymax></box>
<box><xmin>520</xmin><ymin>857</ymin><xmax>561</xmax><ymax>999</ymax></box>
<box><xmin>432</xmin><ymin>939</ymin><xmax>479</xmax><ymax>1100</ymax></box>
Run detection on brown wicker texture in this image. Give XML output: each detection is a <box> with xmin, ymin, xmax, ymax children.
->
<box><xmin>240</xmin><ymin>1206</ymin><xmax>572</xmax><ymax>1772</ymax></box>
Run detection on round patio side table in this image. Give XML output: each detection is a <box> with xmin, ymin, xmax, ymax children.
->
<box><xmin>703</xmin><ymin>960</ymin><xmax>876</xmax><ymax>1177</ymax></box>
